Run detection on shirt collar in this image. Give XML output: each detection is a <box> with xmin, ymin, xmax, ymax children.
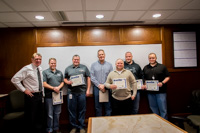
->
<box><xmin>73</xmin><ymin>65</ymin><xmax>80</xmax><ymax>68</ymax></box>
<box><xmin>98</xmin><ymin>60</ymin><xmax>106</xmax><ymax>64</ymax></box>
<box><xmin>148</xmin><ymin>62</ymin><xmax>158</xmax><ymax>68</ymax></box>
<box><xmin>31</xmin><ymin>63</ymin><xmax>40</xmax><ymax>70</ymax></box>
<box><xmin>114</xmin><ymin>68</ymin><xmax>126</xmax><ymax>73</ymax></box>
<box><xmin>48</xmin><ymin>68</ymin><xmax>57</xmax><ymax>73</ymax></box>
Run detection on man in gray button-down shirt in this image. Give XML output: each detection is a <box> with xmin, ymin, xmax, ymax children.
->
<box><xmin>90</xmin><ymin>49</ymin><xmax>113</xmax><ymax>116</ymax></box>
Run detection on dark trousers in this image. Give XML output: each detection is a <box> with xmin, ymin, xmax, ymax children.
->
<box><xmin>24</xmin><ymin>92</ymin><xmax>44</xmax><ymax>133</ymax></box>
<box><xmin>111</xmin><ymin>97</ymin><xmax>132</xmax><ymax>116</ymax></box>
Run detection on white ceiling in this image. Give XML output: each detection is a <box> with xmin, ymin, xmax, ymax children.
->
<box><xmin>0</xmin><ymin>0</ymin><xmax>200</xmax><ymax>28</ymax></box>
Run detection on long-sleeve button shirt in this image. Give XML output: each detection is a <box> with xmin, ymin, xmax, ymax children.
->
<box><xmin>11</xmin><ymin>63</ymin><xmax>43</xmax><ymax>93</ymax></box>
<box><xmin>90</xmin><ymin>61</ymin><xmax>113</xmax><ymax>87</ymax></box>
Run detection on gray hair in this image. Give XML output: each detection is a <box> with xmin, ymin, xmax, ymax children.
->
<box><xmin>72</xmin><ymin>54</ymin><xmax>80</xmax><ymax>60</ymax></box>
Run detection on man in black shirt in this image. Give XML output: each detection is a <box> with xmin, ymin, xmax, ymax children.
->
<box><xmin>143</xmin><ymin>53</ymin><xmax>170</xmax><ymax>119</ymax></box>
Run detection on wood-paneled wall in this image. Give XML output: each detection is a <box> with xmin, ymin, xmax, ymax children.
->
<box><xmin>0</xmin><ymin>25</ymin><xmax>200</xmax><ymax>123</ymax></box>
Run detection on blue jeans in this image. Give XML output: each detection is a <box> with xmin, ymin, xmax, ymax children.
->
<box><xmin>93</xmin><ymin>86</ymin><xmax>112</xmax><ymax>116</ymax></box>
<box><xmin>67</xmin><ymin>93</ymin><xmax>86</xmax><ymax>129</ymax></box>
<box><xmin>147</xmin><ymin>93</ymin><xmax>168</xmax><ymax>119</ymax></box>
<box><xmin>45</xmin><ymin>98</ymin><xmax>61</xmax><ymax>132</ymax></box>
<box><xmin>132</xmin><ymin>91</ymin><xmax>140</xmax><ymax>114</ymax></box>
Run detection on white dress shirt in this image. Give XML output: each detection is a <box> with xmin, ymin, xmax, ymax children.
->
<box><xmin>11</xmin><ymin>63</ymin><xmax>43</xmax><ymax>92</ymax></box>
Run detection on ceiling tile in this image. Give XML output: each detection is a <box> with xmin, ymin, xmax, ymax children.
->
<box><xmin>0</xmin><ymin>23</ymin><xmax>8</xmax><ymax>28</ymax></box>
<box><xmin>85</xmin><ymin>23</ymin><xmax>110</xmax><ymax>26</ymax></box>
<box><xmin>5</xmin><ymin>22</ymin><xmax>34</xmax><ymax>27</ymax></box>
<box><xmin>20</xmin><ymin>12</ymin><xmax>56</xmax><ymax>21</ymax></box>
<box><xmin>151</xmin><ymin>0</ymin><xmax>192</xmax><ymax>10</ymax></box>
<box><xmin>182</xmin><ymin>0</ymin><xmax>200</xmax><ymax>9</ymax></box>
<box><xmin>32</xmin><ymin>21</ymin><xmax>60</xmax><ymax>27</ymax></box>
<box><xmin>114</xmin><ymin>11</ymin><xmax>145</xmax><ymax>21</ymax></box>
<box><xmin>65</xmin><ymin>11</ymin><xmax>84</xmax><ymax>21</ymax></box>
<box><xmin>159</xmin><ymin>20</ymin><xmax>184</xmax><ymax>24</ymax></box>
<box><xmin>0</xmin><ymin>1</ymin><xmax>13</xmax><ymax>11</ymax></box>
<box><xmin>86</xmin><ymin>11</ymin><xmax>114</xmax><ymax>21</ymax></box>
<box><xmin>142</xmin><ymin>19</ymin><xmax>162</xmax><ymax>24</ymax></box>
<box><xmin>167</xmin><ymin>10</ymin><xmax>200</xmax><ymax>19</ymax></box>
<box><xmin>5</xmin><ymin>0</ymin><xmax>48</xmax><ymax>11</ymax></box>
<box><xmin>183</xmin><ymin>19</ymin><xmax>200</xmax><ymax>24</ymax></box>
<box><xmin>119</xmin><ymin>0</ymin><xmax>156</xmax><ymax>10</ymax></box>
<box><xmin>86</xmin><ymin>0</ymin><xmax>119</xmax><ymax>10</ymax></box>
<box><xmin>0</xmin><ymin>13</ymin><xmax>27</xmax><ymax>22</ymax></box>
<box><xmin>189</xmin><ymin>11</ymin><xmax>200</xmax><ymax>19</ymax></box>
<box><xmin>0</xmin><ymin>0</ymin><xmax>200</xmax><ymax>27</ymax></box>
<box><xmin>46</xmin><ymin>0</ymin><xmax>82</xmax><ymax>11</ymax></box>
<box><xmin>61</xmin><ymin>23</ymin><xmax>86</xmax><ymax>26</ymax></box>
<box><xmin>140</xmin><ymin>10</ymin><xmax>174</xmax><ymax>20</ymax></box>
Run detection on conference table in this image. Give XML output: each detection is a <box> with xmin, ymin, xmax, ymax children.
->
<box><xmin>87</xmin><ymin>114</ymin><xmax>187</xmax><ymax>133</ymax></box>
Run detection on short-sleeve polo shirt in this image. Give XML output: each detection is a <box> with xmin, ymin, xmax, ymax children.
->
<box><xmin>143</xmin><ymin>62</ymin><xmax>170</xmax><ymax>93</ymax></box>
<box><xmin>42</xmin><ymin>68</ymin><xmax>64</xmax><ymax>98</ymax></box>
<box><xmin>64</xmin><ymin>64</ymin><xmax>90</xmax><ymax>94</ymax></box>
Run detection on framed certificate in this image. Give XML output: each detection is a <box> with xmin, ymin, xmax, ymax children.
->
<box><xmin>52</xmin><ymin>91</ymin><xmax>63</xmax><ymax>105</ymax></box>
<box><xmin>145</xmin><ymin>80</ymin><xmax>159</xmax><ymax>91</ymax></box>
<box><xmin>136</xmin><ymin>79</ymin><xmax>143</xmax><ymax>90</ymax></box>
<box><xmin>113</xmin><ymin>78</ymin><xmax>127</xmax><ymax>89</ymax></box>
<box><xmin>70</xmin><ymin>74</ymin><xmax>85</xmax><ymax>87</ymax></box>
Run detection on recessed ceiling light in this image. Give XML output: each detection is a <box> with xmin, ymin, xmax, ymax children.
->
<box><xmin>96</xmin><ymin>15</ymin><xmax>104</xmax><ymax>19</ymax></box>
<box><xmin>153</xmin><ymin>14</ymin><xmax>161</xmax><ymax>18</ymax></box>
<box><xmin>35</xmin><ymin>15</ymin><xmax>44</xmax><ymax>20</ymax></box>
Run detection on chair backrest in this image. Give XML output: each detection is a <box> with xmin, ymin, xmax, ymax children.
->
<box><xmin>9</xmin><ymin>90</ymin><xmax>24</xmax><ymax>112</ymax></box>
<box><xmin>190</xmin><ymin>89</ymin><xmax>200</xmax><ymax>115</ymax></box>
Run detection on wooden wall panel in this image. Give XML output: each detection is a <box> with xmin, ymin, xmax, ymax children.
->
<box><xmin>35</xmin><ymin>26</ymin><xmax>163</xmax><ymax>46</ymax></box>
<box><xmin>163</xmin><ymin>25</ymin><xmax>200</xmax><ymax>72</ymax></box>
<box><xmin>79</xmin><ymin>27</ymin><xmax>120</xmax><ymax>44</ymax></box>
<box><xmin>36</xmin><ymin>28</ymin><xmax>78</xmax><ymax>47</ymax></box>
<box><xmin>167</xmin><ymin>71</ymin><xmax>199</xmax><ymax>114</ymax></box>
<box><xmin>0</xmin><ymin>28</ymin><xmax>36</xmax><ymax>78</ymax></box>
<box><xmin>122</xmin><ymin>26</ymin><xmax>162</xmax><ymax>44</ymax></box>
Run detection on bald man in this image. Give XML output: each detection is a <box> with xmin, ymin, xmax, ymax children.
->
<box><xmin>105</xmin><ymin>59</ymin><xmax>137</xmax><ymax>115</ymax></box>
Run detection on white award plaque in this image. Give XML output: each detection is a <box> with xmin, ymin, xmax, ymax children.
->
<box><xmin>136</xmin><ymin>79</ymin><xmax>143</xmax><ymax>90</ymax></box>
<box><xmin>52</xmin><ymin>91</ymin><xmax>63</xmax><ymax>105</ymax></box>
<box><xmin>113</xmin><ymin>78</ymin><xmax>127</xmax><ymax>89</ymax></box>
<box><xmin>145</xmin><ymin>80</ymin><xmax>159</xmax><ymax>91</ymax></box>
<box><xmin>70</xmin><ymin>74</ymin><xmax>85</xmax><ymax>87</ymax></box>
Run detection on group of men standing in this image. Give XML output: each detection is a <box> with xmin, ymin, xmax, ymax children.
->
<box><xmin>11</xmin><ymin>49</ymin><xmax>170</xmax><ymax>133</ymax></box>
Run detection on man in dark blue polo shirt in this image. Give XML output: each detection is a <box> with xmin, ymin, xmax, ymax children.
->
<box><xmin>64</xmin><ymin>55</ymin><xmax>91</xmax><ymax>133</ymax></box>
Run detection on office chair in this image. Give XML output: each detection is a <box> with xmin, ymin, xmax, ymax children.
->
<box><xmin>187</xmin><ymin>90</ymin><xmax>200</xmax><ymax>133</ymax></box>
<box><xmin>170</xmin><ymin>89</ymin><xmax>200</xmax><ymax>133</ymax></box>
<box><xmin>2</xmin><ymin>89</ymin><xmax>24</xmax><ymax>132</ymax></box>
